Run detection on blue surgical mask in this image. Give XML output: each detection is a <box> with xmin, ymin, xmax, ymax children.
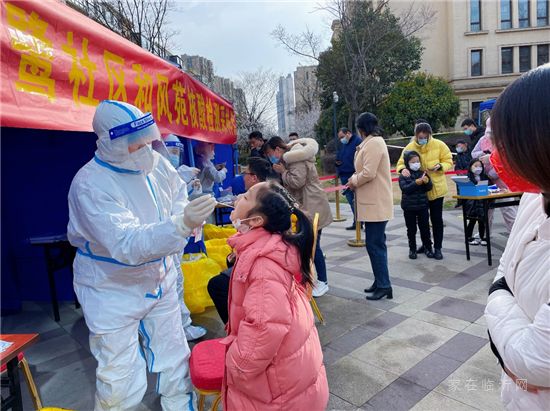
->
<box><xmin>340</xmin><ymin>137</ymin><xmax>349</xmax><ymax>145</ymax></box>
<box><xmin>456</xmin><ymin>146</ymin><xmax>464</xmax><ymax>153</ymax></box>
<box><xmin>464</xmin><ymin>129</ymin><xmax>474</xmax><ymax>136</ymax></box>
<box><xmin>269</xmin><ymin>155</ymin><xmax>279</xmax><ymax>164</ymax></box>
<box><xmin>417</xmin><ymin>138</ymin><xmax>428</xmax><ymax>146</ymax></box>
<box><xmin>168</xmin><ymin>154</ymin><xmax>180</xmax><ymax>168</ymax></box>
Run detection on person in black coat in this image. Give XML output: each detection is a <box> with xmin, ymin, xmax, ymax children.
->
<box><xmin>464</xmin><ymin>158</ymin><xmax>489</xmax><ymax>246</ymax></box>
<box><xmin>461</xmin><ymin>118</ymin><xmax>485</xmax><ymax>147</ymax></box>
<box><xmin>399</xmin><ymin>151</ymin><xmax>434</xmax><ymax>259</ymax></box>
<box><xmin>454</xmin><ymin>140</ymin><xmax>472</xmax><ymax>171</ymax></box>
<box><xmin>248</xmin><ymin>130</ymin><xmax>266</xmax><ymax>158</ymax></box>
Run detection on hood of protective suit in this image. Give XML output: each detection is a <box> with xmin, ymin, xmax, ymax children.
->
<box><xmin>93</xmin><ymin>100</ymin><xmax>160</xmax><ymax>172</ymax></box>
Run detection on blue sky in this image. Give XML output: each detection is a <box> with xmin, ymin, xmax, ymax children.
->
<box><xmin>168</xmin><ymin>1</ymin><xmax>332</xmax><ymax>80</ymax></box>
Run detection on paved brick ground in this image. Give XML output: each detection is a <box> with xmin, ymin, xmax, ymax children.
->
<box><xmin>1</xmin><ymin>204</ymin><xmax>508</xmax><ymax>410</ymax></box>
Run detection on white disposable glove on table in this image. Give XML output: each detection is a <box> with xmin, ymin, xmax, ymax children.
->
<box><xmin>172</xmin><ymin>195</ymin><xmax>217</xmax><ymax>237</ymax></box>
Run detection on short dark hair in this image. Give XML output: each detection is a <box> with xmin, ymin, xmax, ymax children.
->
<box><xmin>248</xmin><ymin>131</ymin><xmax>263</xmax><ymax>140</ymax></box>
<box><xmin>415</xmin><ymin>118</ymin><xmax>429</xmax><ymax>125</ymax></box>
<box><xmin>414</xmin><ymin>122</ymin><xmax>433</xmax><ymax>135</ymax></box>
<box><xmin>338</xmin><ymin>127</ymin><xmax>351</xmax><ymax>134</ymax></box>
<box><xmin>491</xmin><ymin>65</ymin><xmax>550</xmax><ymax>192</ymax></box>
<box><xmin>288</xmin><ymin>132</ymin><xmax>298</xmax><ymax>138</ymax></box>
<box><xmin>247</xmin><ymin>157</ymin><xmax>275</xmax><ymax>182</ymax></box>
<box><xmin>264</xmin><ymin>136</ymin><xmax>287</xmax><ymax>152</ymax></box>
<box><xmin>356</xmin><ymin>112</ymin><xmax>383</xmax><ymax>137</ymax></box>
<box><xmin>456</xmin><ymin>139</ymin><xmax>468</xmax><ymax>145</ymax></box>
<box><xmin>461</xmin><ymin>118</ymin><xmax>477</xmax><ymax>127</ymax></box>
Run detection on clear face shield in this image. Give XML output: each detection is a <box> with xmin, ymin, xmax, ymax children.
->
<box><xmin>108</xmin><ymin>112</ymin><xmax>161</xmax><ymax>150</ymax></box>
<box><xmin>165</xmin><ymin>141</ymin><xmax>185</xmax><ymax>168</ymax></box>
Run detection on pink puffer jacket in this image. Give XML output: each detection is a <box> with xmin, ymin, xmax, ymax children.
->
<box><xmin>221</xmin><ymin>228</ymin><xmax>329</xmax><ymax>411</ymax></box>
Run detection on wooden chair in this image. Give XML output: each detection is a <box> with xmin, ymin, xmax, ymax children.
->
<box><xmin>1</xmin><ymin>353</ymin><xmax>43</xmax><ymax>410</ymax></box>
<box><xmin>309</xmin><ymin>213</ymin><xmax>325</xmax><ymax>325</ymax></box>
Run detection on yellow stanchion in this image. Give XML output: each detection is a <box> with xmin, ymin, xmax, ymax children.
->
<box><xmin>347</xmin><ymin>196</ymin><xmax>365</xmax><ymax>247</ymax></box>
<box><xmin>333</xmin><ymin>176</ymin><xmax>347</xmax><ymax>222</ymax></box>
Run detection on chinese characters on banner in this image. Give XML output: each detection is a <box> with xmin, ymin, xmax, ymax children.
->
<box><xmin>0</xmin><ymin>0</ymin><xmax>237</xmax><ymax>144</ymax></box>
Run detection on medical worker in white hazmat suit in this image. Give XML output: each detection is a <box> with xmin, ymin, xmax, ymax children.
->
<box><xmin>67</xmin><ymin>100</ymin><xmax>216</xmax><ymax>410</ymax></box>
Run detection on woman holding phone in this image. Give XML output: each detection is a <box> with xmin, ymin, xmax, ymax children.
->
<box><xmin>396</xmin><ymin>122</ymin><xmax>453</xmax><ymax>260</ymax></box>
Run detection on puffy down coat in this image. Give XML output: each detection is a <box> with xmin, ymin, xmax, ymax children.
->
<box><xmin>222</xmin><ymin>228</ymin><xmax>329</xmax><ymax>411</ymax></box>
<box><xmin>485</xmin><ymin>193</ymin><xmax>550</xmax><ymax>410</ymax></box>
<box><xmin>396</xmin><ymin>137</ymin><xmax>453</xmax><ymax>201</ymax></box>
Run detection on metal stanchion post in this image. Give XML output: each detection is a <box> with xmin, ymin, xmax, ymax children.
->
<box><xmin>333</xmin><ymin>176</ymin><xmax>346</xmax><ymax>222</ymax></box>
<box><xmin>347</xmin><ymin>195</ymin><xmax>365</xmax><ymax>247</ymax></box>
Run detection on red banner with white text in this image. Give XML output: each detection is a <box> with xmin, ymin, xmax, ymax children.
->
<box><xmin>0</xmin><ymin>0</ymin><xmax>237</xmax><ymax>144</ymax></box>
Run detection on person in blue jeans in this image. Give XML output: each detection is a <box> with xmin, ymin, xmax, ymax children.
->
<box><xmin>336</xmin><ymin>127</ymin><xmax>362</xmax><ymax>229</ymax></box>
<box><xmin>346</xmin><ymin>113</ymin><xmax>394</xmax><ymax>301</ymax></box>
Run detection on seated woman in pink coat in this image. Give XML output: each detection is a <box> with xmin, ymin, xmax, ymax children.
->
<box><xmin>221</xmin><ymin>181</ymin><xmax>329</xmax><ymax>411</ymax></box>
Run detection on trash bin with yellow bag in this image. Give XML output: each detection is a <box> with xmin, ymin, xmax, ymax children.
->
<box><xmin>180</xmin><ymin>253</ymin><xmax>223</xmax><ymax>314</ymax></box>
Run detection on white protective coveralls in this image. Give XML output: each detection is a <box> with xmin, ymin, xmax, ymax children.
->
<box><xmin>68</xmin><ymin>100</ymin><xmax>214</xmax><ymax>410</ymax></box>
<box><xmin>156</xmin><ymin>134</ymin><xmax>206</xmax><ymax>340</ymax></box>
<box><xmin>485</xmin><ymin>193</ymin><xmax>550</xmax><ymax>410</ymax></box>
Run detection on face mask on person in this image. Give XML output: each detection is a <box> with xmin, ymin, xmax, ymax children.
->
<box><xmin>130</xmin><ymin>144</ymin><xmax>155</xmax><ymax>174</ymax></box>
<box><xmin>269</xmin><ymin>155</ymin><xmax>279</xmax><ymax>164</ymax></box>
<box><xmin>409</xmin><ymin>162</ymin><xmax>421</xmax><ymax>171</ymax></box>
<box><xmin>168</xmin><ymin>154</ymin><xmax>180</xmax><ymax>168</ymax></box>
<box><xmin>340</xmin><ymin>137</ymin><xmax>348</xmax><ymax>145</ymax></box>
<box><xmin>472</xmin><ymin>167</ymin><xmax>483</xmax><ymax>175</ymax></box>
<box><xmin>464</xmin><ymin>129</ymin><xmax>474</xmax><ymax>136</ymax></box>
<box><xmin>417</xmin><ymin>138</ymin><xmax>428</xmax><ymax>146</ymax></box>
<box><xmin>231</xmin><ymin>217</ymin><xmax>259</xmax><ymax>234</ymax></box>
<box><xmin>490</xmin><ymin>151</ymin><xmax>540</xmax><ymax>193</ymax></box>
<box><xmin>456</xmin><ymin>146</ymin><xmax>464</xmax><ymax>153</ymax></box>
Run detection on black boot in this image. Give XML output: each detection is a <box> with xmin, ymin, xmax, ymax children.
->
<box><xmin>416</xmin><ymin>245</ymin><xmax>425</xmax><ymax>254</ymax></box>
<box><xmin>409</xmin><ymin>250</ymin><xmax>417</xmax><ymax>259</ymax></box>
<box><xmin>366</xmin><ymin>287</ymin><xmax>393</xmax><ymax>300</ymax></box>
<box><xmin>424</xmin><ymin>247</ymin><xmax>434</xmax><ymax>258</ymax></box>
<box><xmin>346</xmin><ymin>223</ymin><xmax>356</xmax><ymax>230</ymax></box>
<box><xmin>434</xmin><ymin>249</ymin><xmax>443</xmax><ymax>260</ymax></box>
<box><xmin>364</xmin><ymin>282</ymin><xmax>377</xmax><ymax>293</ymax></box>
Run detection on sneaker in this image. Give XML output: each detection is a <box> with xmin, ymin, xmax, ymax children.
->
<box><xmin>480</xmin><ymin>240</ymin><xmax>487</xmax><ymax>246</ymax></box>
<box><xmin>184</xmin><ymin>324</ymin><xmax>207</xmax><ymax>341</ymax></box>
<box><xmin>345</xmin><ymin>224</ymin><xmax>356</xmax><ymax>230</ymax></box>
<box><xmin>469</xmin><ymin>238</ymin><xmax>481</xmax><ymax>245</ymax></box>
<box><xmin>312</xmin><ymin>281</ymin><xmax>329</xmax><ymax>297</ymax></box>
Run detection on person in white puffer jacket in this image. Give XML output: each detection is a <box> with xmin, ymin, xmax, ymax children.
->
<box><xmin>484</xmin><ymin>64</ymin><xmax>550</xmax><ymax>410</ymax></box>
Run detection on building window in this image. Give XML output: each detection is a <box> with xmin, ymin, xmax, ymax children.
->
<box><xmin>538</xmin><ymin>0</ymin><xmax>549</xmax><ymax>26</ymax></box>
<box><xmin>538</xmin><ymin>44</ymin><xmax>550</xmax><ymax>65</ymax></box>
<box><xmin>471</xmin><ymin>49</ymin><xmax>483</xmax><ymax>76</ymax></box>
<box><xmin>501</xmin><ymin>47</ymin><xmax>514</xmax><ymax>73</ymax></box>
<box><xmin>470</xmin><ymin>0</ymin><xmax>482</xmax><ymax>31</ymax></box>
<box><xmin>472</xmin><ymin>102</ymin><xmax>482</xmax><ymax>122</ymax></box>
<box><xmin>519</xmin><ymin>0</ymin><xmax>530</xmax><ymax>27</ymax></box>
<box><xmin>519</xmin><ymin>46</ymin><xmax>531</xmax><ymax>72</ymax></box>
<box><xmin>501</xmin><ymin>0</ymin><xmax>513</xmax><ymax>29</ymax></box>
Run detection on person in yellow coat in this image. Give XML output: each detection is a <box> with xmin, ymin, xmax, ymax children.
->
<box><xmin>396</xmin><ymin>122</ymin><xmax>453</xmax><ymax>260</ymax></box>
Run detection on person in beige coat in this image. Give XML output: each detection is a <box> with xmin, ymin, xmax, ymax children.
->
<box><xmin>347</xmin><ymin>112</ymin><xmax>394</xmax><ymax>301</ymax></box>
<box><xmin>265</xmin><ymin>136</ymin><xmax>333</xmax><ymax>297</ymax></box>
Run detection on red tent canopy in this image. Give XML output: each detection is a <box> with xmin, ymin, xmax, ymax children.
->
<box><xmin>0</xmin><ymin>0</ymin><xmax>237</xmax><ymax>144</ymax></box>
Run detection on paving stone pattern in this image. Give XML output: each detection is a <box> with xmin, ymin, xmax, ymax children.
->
<box><xmin>1</xmin><ymin>206</ymin><xmax>507</xmax><ymax>410</ymax></box>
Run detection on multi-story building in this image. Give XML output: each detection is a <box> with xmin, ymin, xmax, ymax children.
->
<box><xmin>294</xmin><ymin>65</ymin><xmax>320</xmax><ymax>114</ymax></box>
<box><xmin>276</xmin><ymin>74</ymin><xmax>296</xmax><ymax>136</ymax></box>
<box><xmin>180</xmin><ymin>54</ymin><xmax>215</xmax><ymax>86</ymax></box>
<box><xmin>388</xmin><ymin>0</ymin><xmax>550</xmax><ymax>121</ymax></box>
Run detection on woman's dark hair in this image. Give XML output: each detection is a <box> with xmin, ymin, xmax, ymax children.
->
<box><xmin>356</xmin><ymin>112</ymin><xmax>383</xmax><ymax>137</ymax></box>
<box><xmin>247</xmin><ymin>157</ymin><xmax>275</xmax><ymax>181</ymax></box>
<box><xmin>461</xmin><ymin>118</ymin><xmax>477</xmax><ymax>127</ymax></box>
<box><xmin>264</xmin><ymin>136</ymin><xmax>288</xmax><ymax>152</ymax></box>
<box><xmin>248</xmin><ymin>182</ymin><xmax>314</xmax><ymax>286</ymax></box>
<box><xmin>466</xmin><ymin>158</ymin><xmax>487</xmax><ymax>184</ymax></box>
<box><xmin>414</xmin><ymin>122</ymin><xmax>433</xmax><ymax>136</ymax></box>
<box><xmin>491</xmin><ymin>64</ymin><xmax>550</xmax><ymax>192</ymax></box>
